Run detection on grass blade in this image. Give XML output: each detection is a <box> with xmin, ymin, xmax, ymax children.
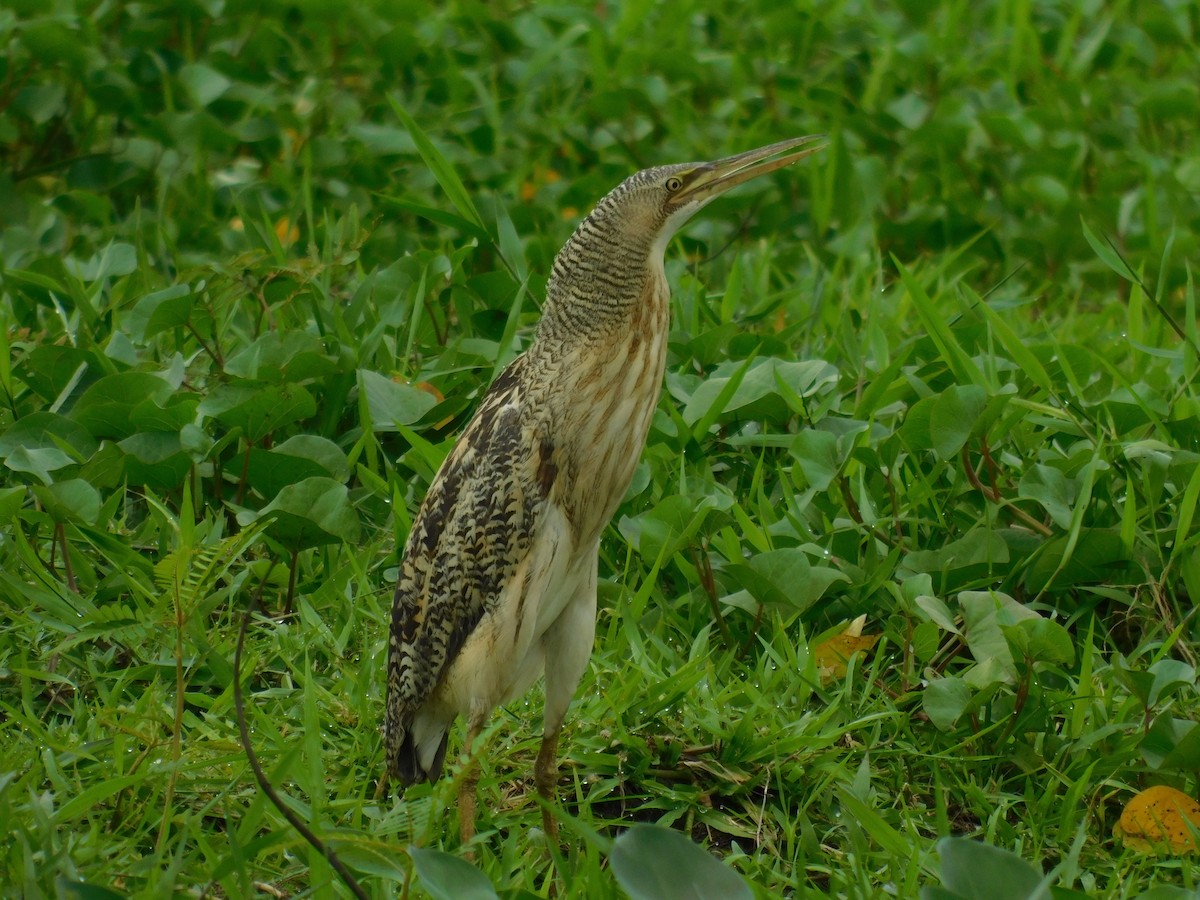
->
<box><xmin>388</xmin><ymin>96</ymin><xmax>486</xmax><ymax>233</ymax></box>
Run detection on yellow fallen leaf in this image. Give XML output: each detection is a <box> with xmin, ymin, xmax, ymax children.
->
<box><xmin>814</xmin><ymin>615</ymin><xmax>880</xmax><ymax>685</ymax></box>
<box><xmin>1114</xmin><ymin>785</ymin><xmax>1200</xmax><ymax>855</ymax></box>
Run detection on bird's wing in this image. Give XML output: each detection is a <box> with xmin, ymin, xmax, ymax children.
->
<box><xmin>385</xmin><ymin>355</ymin><xmax>558</xmax><ymax>780</ymax></box>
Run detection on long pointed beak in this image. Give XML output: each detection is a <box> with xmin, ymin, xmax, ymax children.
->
<box><xmin>674</xmin><ymin>134</ymin><xmax>826</xmax><ymax>206</ymax></box>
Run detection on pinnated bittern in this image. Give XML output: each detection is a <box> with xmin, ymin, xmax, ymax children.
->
<box><xmin>385</xmin><ymin>135</ymin><xmax>824</xmax><ymax>845</ymax></box>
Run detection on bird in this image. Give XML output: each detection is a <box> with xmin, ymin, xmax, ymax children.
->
<box><xmin>384</xmin><ymin>135</ymin><xmax>825</xmax><ymax>846</ymax></box>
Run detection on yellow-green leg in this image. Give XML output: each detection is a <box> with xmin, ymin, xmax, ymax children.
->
<box><xmin>534</xmin><ymin>730</ymin><xmax>561</xmax><ymax>841</ymax></box>
<box><xmin>458</xmin><ymin>717</ymin><xmax>485</xmax><ymax>849</ymax></box>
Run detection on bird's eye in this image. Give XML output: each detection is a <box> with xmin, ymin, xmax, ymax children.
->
<box><xmin>665</xmin><ymin>176</ymin><xmax>683</xmax><ymax>192</ymax></box>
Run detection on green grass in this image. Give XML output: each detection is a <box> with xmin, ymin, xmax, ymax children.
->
<box><xmin>2</xmin><ymin>1</ymin><xmax>1199</xmax><ymax>897</ymax></box>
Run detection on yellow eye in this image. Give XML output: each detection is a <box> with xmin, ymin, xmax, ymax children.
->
<box><xmin>665</xmin><ymin>176</ymin><xmax>683</xmax><ymax>192</ymax></box>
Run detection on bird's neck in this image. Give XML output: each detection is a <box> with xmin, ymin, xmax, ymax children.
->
<box><xmin>536</xmin><ymin>207</ymin><xmax>662</xmax><ymax>345</ymax></box>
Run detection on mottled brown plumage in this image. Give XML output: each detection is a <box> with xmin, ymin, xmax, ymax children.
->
<box><xmin>385</xmin><ymin>136</ymin><xmax>824</xmax><ymax>845</ymax></box>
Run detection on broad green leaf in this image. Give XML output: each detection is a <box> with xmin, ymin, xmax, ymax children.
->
<box><xmin>0</xmin><ymin>411</ymin><xmax>98</xmax><ymax>460</ymax></box>
<box><xmin>64</xmin><ymin>242</ymin><xmax>137</xmax><ymax>282</ymax></box>
<box><xmin>1141</xmin><ymin>716</ymin><xmax>1200</xmax><ymax>771</ymax></box>
<box><xmin>1023</xmin><ymin>528</ymin><xmax>1128</xmax><ymax>594</ymax></box>
<box><xmin>359</xmin><ymin>369</ymin><xmax>438</xmax><ymax>430</ymax></box>
<box><xmin>118</xmin><ymin>432</ymin><xmax>191</xmax><ymax>489</ymax></box>
<box><xmin>683</xmin><ymin>358</ymin><xmax>835</xmax><ymax>429</ymax></box>
<box><xmin>683</xmin><ymin>354</ymin><xmax>758</xmax><ymax>437</ymax></box>
<box><xmin>1146</xmin><ymin>659</ymin><xmax>1196</xmax><ymax>709</ymax></box>
<box><xmin>270</xmin><ymin>435</ymin><xmax>350</xmax><ymax>481</ymax></box>
<box><xmin>245</xmin><ymin>447</ymin><xmax>332</xmax><ymax>499</ymax></box>
<box><xmin>0</xmin><ymin>485</ymin><xmax>27</xmax><ymax>522</ymax></box>
<box><xmin>900</xmin><ymin>394</ymin><xmax>935</xmax><ymax>449</ymax></box>
<box><xmin>924</xmin><ymin>676</ymin><xmax>972</xmax><ymax>731</ymax></box>
<box><xmin>408</xmin><ymin>846</ymin><xmax>498</xmax><ymax>900</ymax></box>
<box><xmin>129</xmin><ymin>393</ymin><xmax>199</xmax><ymax>432</ymax></box>
<box><xmin>934</xmin><ymin>837</ymin><xmax>1049</xmax><ymax>900</ymax></box>
<box><xmin>244</xmin><ymin>476</ymin><xmax>361</xmax><ymax>549</ymax></box>
<box><xmin>71</xmin><ymin>372</ymin><xmax>175</xmax><ymax>439</ymax></box>
<box><xmin>125</xmin><ymin>283</ymin><xmax>194</xmax><ymax>341</ymax></box>
<box><xmin>1018</xmin><ymin>465</ymin><xmax>1074</xmax><ymax>530</ymax></box>
<box><xmin>959</xmin><ymin>591</ymin><xmax>1038</xmax><ymax>687</ymax></box>
<box><xmin>4</xmin><ymin>445</ymin><xmax>76</xmax><ymax>484</ymax></box>
<box><xmin>903</xmin><ymin>528</ymin><xmax>1009</xmax><ymax>576</ymax></box>
<box><xmin>117</xmin><ymin>432</ymin><xmax>184</xmax><ymax>465</ymax></box>
<box><xmin>726</xmin><ymin>548</ymin><xmax>847</xmax><ymax>612</ymax></box>
<box><xmin>930</xmin><ymin>385</ymin><xmax>987</xmax><ymax>461</ymax></box>
<box><xmin>920</xmin><ymin>889</ymin><xmax>967</xmax><ymax>900</ymax></box>
<box><xmin>56</xmin><ymin>879</ymin><xmax>129</xmax><ymax>900</ymax></box>
<box><xmin>16</xmin><ymin>344</ymin><xmax>108</xmax><ymax>406</ymax></box>
<box><xmin>223</xmin><ymin>331</ymin><xmax>335</xmax><ymax>382</ymax></box>
<box><xmin>914</xmin><ymin>593</ymin><xmax>960</xmax><ymax>634</ymax></box>
<box><xmin>1112</xmin><ymin>655</ymin><xmax>1156</xmax><ymax>708</ymax></box>
<box><xmin>326</xmin><ymin>840</ymin><xmax>409</xmax><ymax>880</ymax></box>
<box><xmin>790</xmin><ymin>429</ymin><xmax>842</xmax><ymax>490</ymax></box>
<box><xmin>178</xmin><ymin>62</ymin><xmax>232</xmax><ymax>107</ymax></box>
<box><xmin>32</xmin><ymin>478</ymin><xmax>101</xmax><ymax>524</ymax></box>
<box><xmin>1003</xmin><ymin>617</ymin><xmax>1074</xmax><ymax>666</ymax></box>
<box><xmin>617</xmin><ymin>493</ymin><xmax>731</xmax><ymax>562</ymax></box>
<box><xmin>199</xmin><ymin>383</ymin><xmax>316</xmax><ymax>442</ymax></box>
<box><xmin>610</xmin><ymin>825</ymin><xmax>752</xmax><ymax>900</ymax></box>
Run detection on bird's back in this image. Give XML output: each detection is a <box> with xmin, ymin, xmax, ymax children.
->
<box><xmin>385</xmin><ymin>354</ymin><xmax>551</xmax><ymax>782</ymax></box>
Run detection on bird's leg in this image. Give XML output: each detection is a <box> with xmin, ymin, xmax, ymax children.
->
<box><xmin>372</xmin><ymin>769</ymin><xmax>389</xmax><ymax>802</ymax></box>
<box><xmin>537</xmin><ymin>556</ymin><xmax>598</xmax><ymax>844</ymax></box>
<box><xmin>534</xmin><ymin>728</ymin><xmax>561</xmax><ymax>840</ymax></box>
<box><xmin>458</xmin><ymin>711</ymin><xmax>487</xmax><ymax>849</ymax></box>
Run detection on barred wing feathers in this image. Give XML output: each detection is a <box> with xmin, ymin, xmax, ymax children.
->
<box><xmin>385</xmin><ymin>357</ymin><xmax>556</xmax><ymax>783</ymax></box>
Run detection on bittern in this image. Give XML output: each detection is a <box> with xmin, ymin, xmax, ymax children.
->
<box><xmin>385</xmin><ymin>135</ymin><xmax>823</xmax><ymax>844</ymax></box>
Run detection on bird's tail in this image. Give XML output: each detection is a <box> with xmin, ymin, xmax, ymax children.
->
<box><xmin>390</xmin><ymin>728</ymin><xmax>450</xmax><ymax>785</ymax></box>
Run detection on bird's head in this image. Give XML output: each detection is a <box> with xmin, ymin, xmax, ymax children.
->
<box><xmin>588</xmin><ymin>134</ymin><xmax>826</xmax><ymax>257</ymax></box>
<box><xmin>649</xmin><ymin>134</ymin><xmax>826</xmax><ymax>253</ymax></box>
<box><xmin>543</xmin><ymin>134</ymin><xmax>824</xmax><ymax>334</ymax></box>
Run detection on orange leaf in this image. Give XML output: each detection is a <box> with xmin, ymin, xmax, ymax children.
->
<box><xmin>813</xmin><ymin>615</ymin><xmax>880</xmax><ymax>684</ymax></box>
<box><xmin>274</xmin><ymin>216</ymin><xmax>300</xmax><ymax>246</ymax></box>
<box><xmin>410</xmin><ymin>381</ymin><xmax>444</xmax><ymax>404</ymax></box>
<box><xmin>410</xmin><ymin>381</ymin><xmax>452</xmax><ymax>428</ymax></box>
<box><xmin>1114</xmin><ymin>785</ymin><xmax>1200</xmax><ymax>855</ymax></box>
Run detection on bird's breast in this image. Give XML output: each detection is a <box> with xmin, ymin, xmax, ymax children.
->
<box><xmin>554</xmin><ymin>276</ymin><xmax>670</xmax><ymax>544</ymax></box>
